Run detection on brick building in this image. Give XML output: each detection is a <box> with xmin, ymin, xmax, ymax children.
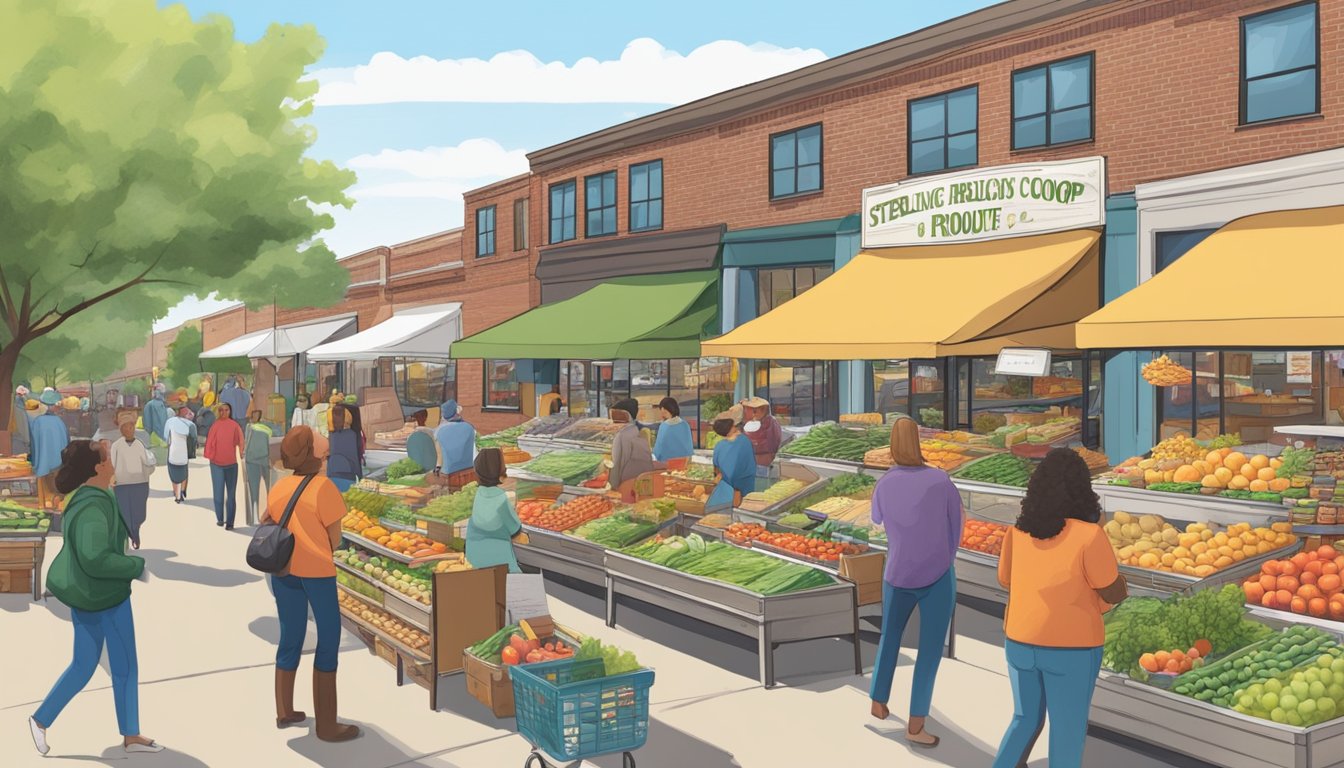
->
<box><xmin>454</xmin><ymin>0</ymin><xmax>1343</xmax><ymax>458</ymax></box>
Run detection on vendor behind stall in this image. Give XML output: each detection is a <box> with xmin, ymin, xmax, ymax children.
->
<box><xmin>652</xmin><ymin>397</ymin><xmax>693</xmax><ymax>467</ymax></box>
<box><xmin>740</xmin><ymin>396</ymin><xmax>783</xmax><ymax>466</ymax></box>
<box><xmin>707</xmin><ymin>406</ymin><xmax>755</xmax><ymax>508</ymax></box>
<box><xmin>465</xmin><ymin>448</ymin><xmax>522</xmax><ymax>573</ymax></box>
<box><xmin>433</xmin><ymin>400</ymin><xmax>476</xmax><ymax>480</ymax></box>
<box><xmin>608</xmin><ymin>398</ymin><xmax>664</xmax><ymax>502</ymax></box>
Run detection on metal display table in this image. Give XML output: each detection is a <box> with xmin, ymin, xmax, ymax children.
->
<box><xmin>602</xmin><ymin>550</ymin><xmax>861</xmax><ymax>688</ymax></box>
<box><xmin>513</xmin><ymin>526</ymin><xmax>609</xmax><ymax>586</ymax></box>
<box><xmin>953</xmin><ymin>548</ymin><xmax>1007</xmax><ymax>604</ymax></box>
<box><xmin>1091</xmin><ymin>669</ymin><xmax>1344</xmax><ymax>768</ymax></box>
<box><xmin>1093</xmin><ymin>483</ymin><xmax>1289</xmax><ymax>527</ymax></box>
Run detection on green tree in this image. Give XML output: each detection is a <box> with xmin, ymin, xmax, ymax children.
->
<box><xmin>162</xmin><ymin>323</ymin><xmax>249</xmax><ymax>388</ymax></box>
<box><xmin>0</xmin><ymin>0</ymin><xmax>355</xmax><ymax>426</ymax></box>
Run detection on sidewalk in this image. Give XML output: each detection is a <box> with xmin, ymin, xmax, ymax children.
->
<box><xmin>0</xmin><ymin>460</ymin><xmax>1200</xmax><ymax>767</ymax></box>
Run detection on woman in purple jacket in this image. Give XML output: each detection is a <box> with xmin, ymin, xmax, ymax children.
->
<box><xmin>868</xmin><ymin>417</ymin><xmax>962</xmax><ymax>748</ymax></box>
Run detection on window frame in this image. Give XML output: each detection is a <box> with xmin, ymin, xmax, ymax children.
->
<box><xmin>512</xmin><ymin>198</ymin><xmax>529</xmax><ymax>251</ymax></box>
<box><xmin>768</xmin><ymin>123</ymin><xmax>824</xmax><ymax>200</ymax></box>
<box><xmin>628</xmin><ymin>159</ymin><xmax>664</xmax><ymax>233</ymax></box>
<box><xmin>548</xmin><ymin>179</ymin><xmax>577</xmax><ymax>245</ymax></box>
<box><xmin>906</xmin><ymin>85</ymin><xmax>979</xmax><ymax>176</ymax></box>
<box><xmin>392</xmin><ymin>358</ymin><xmax>456</xmax><ymax>409</ymax></box>
<box><xmin>583</xmin><ymin>170</ymin><xmax>618</xmax><ymax>239</ymax></box>
<box><xmin>755</xmin><ymin>263</ymin><xmax>835</xmax><ymax>315</ymax></box>
<box><xmin>1239</xmin><ymin>1</ymin><xmax>1320</xmax><ymax>125</ymax></box>
<box><xmin>475</xmin><ymin>205</ymin><xmax>496</xmax><ymax>258</ymax></box>
<box><xmin>481</xmin><ymin>359</ymin><xmax>522</xmax><ymax>413</ymax></box>
<box><xmin>1010</xmin><ymin>52</ymin><xmax>1096</xmax><ymax>150</ymax></box>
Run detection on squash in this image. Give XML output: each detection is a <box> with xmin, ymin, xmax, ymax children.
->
<box><xmin>1173</xmin><ymin>465</ymin><xmax>1201</xmax><ymax>483</ymax></box>
<box><xmin>1223</xmin><ymin>452</ymin><xmax>1248</xmax><ymax>472</ymax></box>
<box><xmin>1268</xmin><ymin>477</ymin><xmax>1291</xmax><ymax>492</ymax></box>
<box><xmin>1201</xmin><ymin>474</ymin><xmax>1224</xmax><ymax>488</ymax></box>
<box><xmin>1248</xmin><ymin>479</ymin><xmax>1270</xmax><ymax>493</ymax></box>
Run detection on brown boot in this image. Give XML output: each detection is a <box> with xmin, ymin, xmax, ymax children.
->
<box><xmin>275</xmin><ymin>668</ymin><xmax>307</xmax><ymax>728</ymax></box>
<box><xmin>313</xmin><ymin>670</ymin><xmax>360</xmax><ymax>742</ymax></box>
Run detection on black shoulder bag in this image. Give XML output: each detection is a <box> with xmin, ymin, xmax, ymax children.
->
<box><xmin>246</xmin><ymin>475</ymin><xmax>315</xmax><ymax>574</ymax></box>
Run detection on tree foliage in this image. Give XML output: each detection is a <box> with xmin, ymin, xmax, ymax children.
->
<box><xmin>0</xmin><ymin>0</ymin><xmax>356</xmax><ymax>423</ymax></box>
<box><xmin>162</xmin><ymin>323</ymin><xmax>249</xmax><ymax>387</ymax></box>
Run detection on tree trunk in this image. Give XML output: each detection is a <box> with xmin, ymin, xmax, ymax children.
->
<box><xmin>0</xmin><ymin>342</ymin><xmax>21</xmax><ymax>429</ymax></box>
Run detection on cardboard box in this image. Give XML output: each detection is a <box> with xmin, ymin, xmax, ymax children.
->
<box><xmin>462</xmin><ymin>615</ymin><xmax>575</xmax><ymax>718</ymax></box>
<box><xmin>839</xmin><ymin>550</ymin><xmax>886</xmax><ymax>606</ymax></box>
<box><xmin>432</xmin><ymin>565</ymin><xmax>507</xmax><ymax>677</ymax></box>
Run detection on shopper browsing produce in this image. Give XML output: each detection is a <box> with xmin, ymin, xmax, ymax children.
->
<box><xmin>740</xmin><ymin>395</ymin><xmax>782</xmax><ymax>466</ymax></box>
<box><xmin>651</xmin><ymin>396</ymin><xmax>694</xmax><ymax>466</ymax></box>
<box><xmin>433</xmin><ymin>399</ymin><xmax>476</xmax><ymax>477</ymax></box>
<box><xmin>265</xmin><ymin>426</ymin><xmax>360</xmax><ymax>742</ymax></box>
<box><xmin>608</xmin><ymin>398</ymin><xmax>664</xmax><ymax>502</ymax></box>
<box><xmin>325</xmin><ymin>405</ymin><xmax>361</xmax><ymax>493</ymax></box>
<box><xmin>29</xmin><ymin>389</ymin><xmax>69</xmax><ymax>510</ymax></box>
<box><xmin>869</xmin><ymin>417</ymin><xmax>961</xmax><ymax>749</ymax></box>
<box><xmin>465</xmin><ymin>448</ymin><xmax>522</xmax><ymax>573</ymax></box>
<box><xmin>992</xmin><ymin>448</ymin><xmax>1128</xmax><ymax>768</ymax></box>
<box><xmin>706</xmin><ymin>407</ymin><xmax>755</xmax><ymax>509</ymax></box>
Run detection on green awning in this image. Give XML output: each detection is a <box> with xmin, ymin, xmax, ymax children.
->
<box><xmin>722</xmin><ymin>215</ymin><xmax>860</xmax><ymax>267</ymax></box>
<box><xmin>450</xmin><ymin>270</ymin><xmax>718</xmax><ymax>360</ymax></box>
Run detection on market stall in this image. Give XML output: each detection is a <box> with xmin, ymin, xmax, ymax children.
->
<box><xmin>0</xmin><ymin>500</ymin><xmax>53</xmax><ymax>599</ymax></box>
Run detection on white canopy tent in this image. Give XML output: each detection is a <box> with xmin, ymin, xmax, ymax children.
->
<box><xmin>306</xmin><ymin>303</ymin><xmax>462</xmax><ymax>362</ymax></box>
<box><xmin>200</xmin><ymin>316</ymin><xmax>357</xmax><ymax>369</ymax></box>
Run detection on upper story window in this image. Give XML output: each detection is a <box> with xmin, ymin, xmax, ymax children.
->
<box><xmin>1242</xmin><ymin>2</ymin><xmax>1318</xmax><ymax>124</ymax></box>
<box><xmin>475</xmin><ymin>205</ymin><xmax>496</xmax><ymax>257</ymax></box>
<box><xmin>513</xmin><ymin>198</ymin><xmax>528</xmax><ymax>251</ymax></box>
<box><xmin>549</xmin><ymin>180</ymin><xmax>576</xmax><ymax>244</ymax></box>
<box><xmin>908</xmin><ymin>86</ymin><xmax>978</xmax><ymax>175</ymax></box>
<box><xmin>584</xmin><ymin>171</ymin><xmax>617</xmax><ymax>237</ymax></box>
<box><xmin>1012</xmin><ymin>53</ymin><xmax>1093</xmax><ymax>149</ymax></box>
<box><xmin>770</xmin><ymin>124</ymin><xmax>822</xmax><ymax>199</ymax></box>
<box><xmin>629</xmin><ymin>160</ymin><xmax>663</xmax><ymax>232</ymax></box>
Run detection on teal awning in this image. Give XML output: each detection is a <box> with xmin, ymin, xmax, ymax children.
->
<box><xmin>451</xmin><ymin>271</ymin><xmax>718</xmax><ymax>360</ymax></box>
<box><xmin>722</xmin><ymin>215</ymin><xmax>860</xmax><ymax>267</ymax></box>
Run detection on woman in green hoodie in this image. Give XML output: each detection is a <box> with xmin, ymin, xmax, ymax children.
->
<box><xmin>30</xmin><ymin>440</ymin><xmax>162</xmax><ymax>756</ymax></box>
<box><xmin>465</xmin><ymin>448</ymin><xmax>522</xmax><ymax>573</ymax></box>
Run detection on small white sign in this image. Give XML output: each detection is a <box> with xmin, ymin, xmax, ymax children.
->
<box><xmin>862</xmin><ymin>157</ymin><xmax>1106</xmax><ymax>248</ymax></box>
<box><xmin>505</xmin><ymin>573</ymin><xmax>550</xmax><ymax>625</ymax></box>
<box><xmin>1287</xmin><ymin>351</ymin><xmax>1313</xmax><ymax>384</ymax></box>
<box><xmin>995</xmin><ymin>348</ymin><xmax>1052</xmax><ymax>377</ymax></box>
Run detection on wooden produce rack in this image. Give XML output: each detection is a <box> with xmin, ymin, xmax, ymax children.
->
<box><xmin>0</xmin><ymin>529</ymin><xmax>48</xmax><ymax>599</ymax></box>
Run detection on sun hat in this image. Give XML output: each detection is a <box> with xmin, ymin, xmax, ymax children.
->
<box><xmin>39</xmin><ymin>388</ymin><xmax>60</xmax><ymax>406</ymax></box>
<box><xmin>742</xmin><ymin>396</ymin><xmax>770</xmax><ymax>409</ymax></box>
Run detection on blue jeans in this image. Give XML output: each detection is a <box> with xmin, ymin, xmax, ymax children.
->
<box><xmin>869</xmin><ymin>567</ymin><xmax>955</xmax><ymax>716</ymax></box>
<box><xmin>272</xmin><ymin>575</ymin><xmax>341</xmax><ymax>673</ymax></box>
<box><xmin>329</xmin><ymin>476</ymin><xmax>354</xmax><ymax>493</ymax></box>
<box><xmin>210</xmin><ymin>463</ymin><xmax>238</xmax><ymax>526</ymax></box>
<box><xmin>34</xmin><ymin>598</ymin><xmax>139</xmax><ymax>736</ymax></box>
<box><xmin>992</xmin><ymin>640</ymin><xmax>1103</xmax><ymax>768</ymax></box>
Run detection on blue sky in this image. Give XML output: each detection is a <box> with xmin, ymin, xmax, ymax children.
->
<box><xmin>156</xmin><ymin>0</ymin><xmax>995</xmax><ymax>330</ymax></box>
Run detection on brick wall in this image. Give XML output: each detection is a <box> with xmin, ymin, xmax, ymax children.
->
<box><xmin>529</xmin><ymin>0</ymin><xmax>1344</xmax><ymax>239</ymax></box>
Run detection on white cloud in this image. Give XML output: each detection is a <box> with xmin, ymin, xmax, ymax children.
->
<box><xmin>347</xmin><ymin>138</ymin><xmax>529</xmax><ymax>184</ymax></box>
<box><xmin>312</xmin><ymin>38</ymin><xmax>828</xmax><ymax>106</ymax></box>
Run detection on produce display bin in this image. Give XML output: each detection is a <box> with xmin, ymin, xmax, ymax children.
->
<box><xmin>514</xmin><ymin>526</ymin><xmax>609</xmax><ymax>587</ymax></box>
<box><xmin>735</xmin><ymin>463</ymin><xmax>827</xmax><ymax>517</ymax></box>
<box><xmin>1118</xmin><ymin>540</ymin><xmax>1304</xmax><ymax>598</ymax></box>
<box><xmin>602</xmin><ymin>550</ymin><xmax>861</xmax><ymax>688</ymax></box>
<box><xmin>1091</xmin><ymin>670</ymin><xmax>1344</xmax><ymax>768</ymax></box>
<box><xmin>953</xmin><ymin>547</ymin><xmax>1008</xmax><ymax>604</ymax></box>
<box><xmin>1094</xmin><ymin>482</ymin><xmax>1290</xmax><ymax>528</ymax></box>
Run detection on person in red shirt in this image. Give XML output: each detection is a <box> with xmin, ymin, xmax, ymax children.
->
<box><xmin>203</xmin><ymin>403</ymin><xmax>245</xmax><ymax>530</ymax></box>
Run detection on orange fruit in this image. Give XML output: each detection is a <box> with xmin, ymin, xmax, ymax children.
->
<box><xmin>1263</xmin><ymin>560</ymin><xmax>1282</xmax><ymax>576</ymax></box>
<box><xmin>1262</xmin><ymin>591</ymin><xmax>1279</xmax><ymax>609</ymax></box>
<box><xmin>1223</xmin><ymin>452</ymin><xmax>1248</xmax><ymax>472</ymax></box>
<box><xmin>1249</xmin><ymin>455</ymin><xmax>1270</xmax><ymax>470</ymax></box>
<box><xmin>1290</xmin><ymin>596</ymin><xmax>1308</xmax><ymax>614</ymax></box>
<box><xmin>1240</xmin><ymin>464</ymin><xmax>1259</xmax><ymax>481</ymax></box>
<box><xmin>1277</xmin><ymin>575</ymin><xmax>1300</xmax><ymax>593</ymax></box>
<box><xmin>1244</xmin><ymin>582</ymin><xmax>1266</xmax><ymax>604</ymax></box>
<box><xmin>1276</xmin><ymin>589</ymin><xmax>1294</xmax><ymax>606</ymax></box>
<box><xmin>1318</xmin><ymin>573</ymin><xmax>1342</xmax><ymax>594</ymax></box>
<box><xmin>1308</xmin><ymin>598</ymin><xmax>1329</xmax><ymax>618</ymax></box>
<box><xmin>1318</xmin><ymin>545</ymin><xmax>1339</xmax><ymax>560</ymax></box>
<box><xmin>1139</xmin><ymin>653</ymin><xmax>1159</xmax><ymax>673</ymax></box>
<box><xmin>1298</xmin><ymin>584</ymin><xmax>1322</xmax><ymax>601</ymax></box>
<box><xmin>1257</xmin><ymin>467</ymin><xmax>1276</xmax><ymax>482</ymax></box>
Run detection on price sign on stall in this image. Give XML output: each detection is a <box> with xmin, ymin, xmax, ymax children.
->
<box><xmin>994</xmin><ymin>348</ymin><xmax>1052</xmax><ymax>377</ymax></box>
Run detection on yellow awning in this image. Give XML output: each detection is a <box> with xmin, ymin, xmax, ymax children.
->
<box><xmin>702</xmin><ymin>230</ymin><xmax>1100</xmax><ymax>360</ymax></box>
<box><xmin>1077</xmin><ymin>206</ymin><xmax>1344</xmax><ymax>348</ymax></box>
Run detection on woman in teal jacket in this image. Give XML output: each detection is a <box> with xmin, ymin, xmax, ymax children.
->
<box><xmin>465</xmin><ymin>448</ymin><xmax>522</xmax><ymax>573</ymax></box>
<box><xmin>652</xmin><ymin>397</ymin><xmax>694</xmax><ymax>465</ymax></box>
<box><xmin>30</xmin><ymin>440</ymin><xmax>163</xmax><ymax>756</ymax></box>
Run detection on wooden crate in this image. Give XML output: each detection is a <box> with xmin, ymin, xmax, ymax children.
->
<box><xmin>0</xmin><ymin>568</ymin><xmax>33</xmax><ymax>594</ymax></box>
<box><xmin>373</xmin><ymin>637</ymin><xmax>398</xmax><ymax>668</ymax></box>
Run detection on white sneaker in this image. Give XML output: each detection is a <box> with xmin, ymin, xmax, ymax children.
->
<box><xmin>28</xmin><ymin>716</ymin><xmax>49</xmax><ymax>756</ymax></box>
<box><xmin>125</xmin><ymin>740</ymin><xmax>164</xmax><ymax>754</ymax></box>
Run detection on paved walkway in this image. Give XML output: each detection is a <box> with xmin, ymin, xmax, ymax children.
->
<box><xmin>0</xmin><ymin>460</ymin><xmax>1211</xmax><ymax>767</ymax></box>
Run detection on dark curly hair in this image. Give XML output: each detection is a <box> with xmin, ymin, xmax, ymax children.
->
<box><xmin>55</xmin><ymin>440</ymin><xmax>105</xmax><ymax>494</ymax></box>
<box><xmin>1015</xmin><ymin>447</ymin><xmax>1102</xmax><ymax>540</ymax></box>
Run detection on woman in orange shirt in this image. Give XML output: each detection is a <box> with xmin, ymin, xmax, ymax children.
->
<box><xmin>266</xmin><ymin>426</ymin><xmax>360</xmax><ymax>742</ymax></box>
<box><xmin>991</xmin><ymin>448</ymin><xmax>1127</xmax><ymax>768</ymax></box>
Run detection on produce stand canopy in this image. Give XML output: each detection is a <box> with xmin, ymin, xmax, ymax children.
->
<box><xmin>701</xmin><ymin>230</ymin><xmax>1099</xmax><ymax>359</ymax></box>
<box><xmin>450</xmin><ymin>271</ymin><xmax>717</xmax><ymax>360</ymax></box>
<box><xmin>308</xmin><ymin>303</ymin><xmax>461</xmax><ymax>362</ymax></box>
<box><xmin>200</xmin><ymin>316</ymin><xmax>356</xmax><ymax>359</ymax></box>
<box><xmin>1076</xmin><ymin>205</ymin><xmax>1344</xmax><ymax>348</ymax></box>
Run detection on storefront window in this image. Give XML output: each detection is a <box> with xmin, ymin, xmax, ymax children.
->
<box><xmin>967</xmin><ymin>356</ymin><xmax>1086</xmax><ymax>437</ymax></box>
<box><xmin>1155</xmin><ymin>228</ymin><xmax>1217</xmax><ymax>273</ymax></box>
<box><xmin>755</xmin><ymin>360</ymin><xmax>838</xmax><ymax>426</ymax></box>
<box><xmin>395</xmin><ymin>359</ymin><xmax>456</xmax><ymax>409</ymax></box>
<box><xmin>756</xmin><ymin>265</ymin><xmax>833</xmax><ymax>314</ymax></box>
<box><xmin>1159</xmin><ymin>350</ymin><xmax>1333</xmax><ymax>444</ymax></box>
<box><xmin>349</xmin><ymin>361</ymin><xmax>379</xmax><ymax>396</ymax></box>
<box><xmin>483</xmin><ymin>360</ymin><xmax>520</xmax><ymax>411</ymax></box>
<box><xmin>306</xmin><ymin>362</ymin><xmax>342</xmax><ymax>402</ymax></box>
<box><xmin>561</xmin><ymin>361</ymin><xmax>588</xmax><ymax>416</ymax></box>
<box><xmin>630</xmin><ymin>360</ymin><xmax>669</xmax><ymax>423</ymax></box>
<box><xmin>1241</xmin><ymin>2</ymin><xmax>1319</xmax><ymax>124</ymax></box>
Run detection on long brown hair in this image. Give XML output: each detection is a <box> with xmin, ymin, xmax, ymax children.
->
<box><xmin>889</xmin><ymin>417</ymin><xmax>926</xmax><ymax>467</ymax></box>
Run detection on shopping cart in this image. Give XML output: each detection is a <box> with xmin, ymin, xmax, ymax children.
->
<box><xmin>509</xmin><ymin>656</ymin><xmax>655</xmax><ymax>768</ymax></box>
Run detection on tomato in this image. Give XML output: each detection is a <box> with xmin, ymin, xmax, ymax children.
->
<box><xmin>501</xmin><ymin>646</ymin><xmax>520</xmax><ymax>665</ymax></box>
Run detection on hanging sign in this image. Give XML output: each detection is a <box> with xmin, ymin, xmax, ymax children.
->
<box><xmin>862</xmin><ymin>157</ymin><xmax>1106</xmax><ymax>248</ymax></box>
<box><xmin>1287</xmin><ymin>351</ymin><xmax>1313</xmax><ymax>383</ymax></box>
<box><xmin>994</xmin><ymin>348</ymin><xmax>1052</xmax><ymax>377</ymax></box>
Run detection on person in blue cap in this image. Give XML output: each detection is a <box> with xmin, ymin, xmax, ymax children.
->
<box><xmin>30</xmin><ymin>388</ymin><xmax>71</xmax><ymax>509</ymax></box>
<box><xmin>433</xmin><ymin>400</ymin><xmax>476</xmax><ymax>480</ymax></box>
